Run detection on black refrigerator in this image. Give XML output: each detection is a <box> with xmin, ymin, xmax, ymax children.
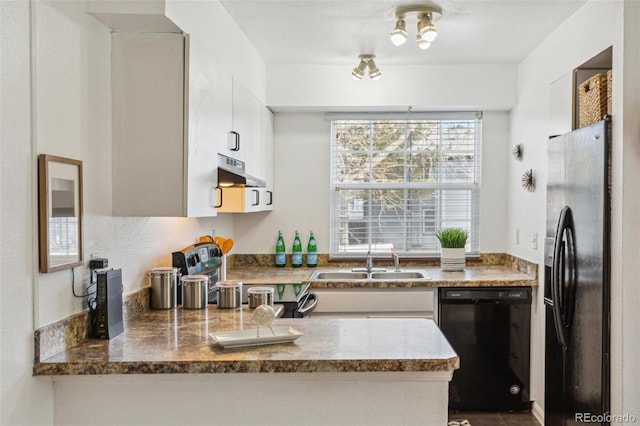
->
<box><xmin>544</xmin><ymin>118</ymin><xmax>610</xmax><ymax>425</ymax></box>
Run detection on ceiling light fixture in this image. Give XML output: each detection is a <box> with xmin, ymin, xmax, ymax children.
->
<box><xmin>352</xmin><ymin>55</ymin><xmax>381</xmax><ymax>81</ymax></box>
<box><xmin>390</xmin><ymin>4</ymin><xmax>442</xmax><ymax>50</ymax></box>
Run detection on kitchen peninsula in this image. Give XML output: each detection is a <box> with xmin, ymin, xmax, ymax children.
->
<box><xmin>35</xmin><ymin>305</ymin><xmax>458</xmax><ymax>426</ymax></box>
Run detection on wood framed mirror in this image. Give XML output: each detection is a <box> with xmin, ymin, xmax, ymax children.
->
<box><xmin>38</xmin><ymin>154</ymin><xmax>83</xmax><ymax>273</ymax></box>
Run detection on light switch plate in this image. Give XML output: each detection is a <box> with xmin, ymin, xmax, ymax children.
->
<box><xmin>531</xmin><ymin>232</ymin><xmax>538</xmax><ymax>250</ymax></box>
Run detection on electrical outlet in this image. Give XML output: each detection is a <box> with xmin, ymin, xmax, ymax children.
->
<box><xmin>516</xmin><ymin>229</ymin><xmax>520</xmax><ymax>245</ymax></box>
<box><xmin>531</xmin><ymin>232</ymin><xmax>538</xmax><ymax>250</ymax></box>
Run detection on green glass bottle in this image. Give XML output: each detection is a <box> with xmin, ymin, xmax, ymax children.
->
<box><xmin>307</xmin><ymin>231</ymin><xmax>318</xmax><ymax>267</ymax></box>
<box><xmin>292</xmin><ymin>230</ymin><xmax>303</xmax><ymax>267</ymax></box>
<box><xmin>275</xmin><ymin>231</ymin><xmax>286</xmax><ymax>267</ymax></box>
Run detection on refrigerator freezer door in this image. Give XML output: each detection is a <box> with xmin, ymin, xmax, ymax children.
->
<box><xmin>544</xmin><ymin>119</ymin><xmax>610</xmax><ymax>426</ymax></box>
<box><xmin>563</xmin><ymin>120</ymin><xmax>610</xmax><ymax>424</ymax></box>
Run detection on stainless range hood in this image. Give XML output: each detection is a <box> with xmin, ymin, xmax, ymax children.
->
<box><xmin>217</xmin><ymin>154</ymin><xmax>266</xmax><ymax>188</ymax></box>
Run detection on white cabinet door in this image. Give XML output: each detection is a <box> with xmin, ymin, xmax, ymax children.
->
<box><xmin>308</xmin><ymin>287</ymin><xmax>437</xmax><ymax>322</ymax></box>
<box><xmin>185</xmin><ymin>37</ymin><xmax>230</xmax><ymax>217</ymax></box>
<box><xmin>217</xmin><ymin>187</ymin><xmax>263</xmax><ymax>213</ymax></box>
<box><xmin>112</xmin><ymin>32</ymin><xmax>186</xmax><ymax>217</ymax></box>
<box><xmin>230</xmin><ymin>79</ymin><xmax>262</xmax><ymax>173</ymax></box>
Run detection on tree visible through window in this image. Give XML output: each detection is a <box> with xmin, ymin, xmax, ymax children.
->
<box><xmin>330</xmin><ymin>114</ymin><xmax>481</xmax><ymax>257</ymax></box>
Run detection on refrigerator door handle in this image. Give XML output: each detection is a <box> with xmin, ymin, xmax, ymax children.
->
<box><xmin>552</xmin><ymin>206</ymin><xmax>574</xmax><ymax>349</ymax></box>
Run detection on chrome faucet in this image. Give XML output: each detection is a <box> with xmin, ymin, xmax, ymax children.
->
<box><xmin>392</xmin><ymin>253</ymin><xmax>400</xmax><ymax>272</ymax></box>
<box><xmin>366</xmin><ymin>251</ymin><xmax>374</xmax><ymax>273</ymax></box>
<box><xmin>351</xmin><ymin>250</ymin><xmax>386</xmax><ymax>274</ymax></box>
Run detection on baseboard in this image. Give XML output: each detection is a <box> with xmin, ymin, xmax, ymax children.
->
<box><xmin>531</xmin><ymin>401</ymin><xmax>544</xmax><ymax>425</ymax></box>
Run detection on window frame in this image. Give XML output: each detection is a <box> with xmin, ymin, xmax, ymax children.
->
<box><xmin>328</xmin><ymin>112</ymin><xmax>482</xmax><ymax>259</ymax></box>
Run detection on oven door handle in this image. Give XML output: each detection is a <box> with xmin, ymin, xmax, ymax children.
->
<box><xmin>297</xmin><ymin>292</ymin><xmax>317</xmax><ymax>316</ymax></box>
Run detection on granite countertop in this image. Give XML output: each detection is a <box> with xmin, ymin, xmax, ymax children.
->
<box><xmin>226</xmin><ymin>265</ymin><xmax>537</xmax><ymax>288</ymax></box>
<box><xmin>34</xmin><ymin>305</ymin><xmax>458</xmax><ymax>376</ymax></box>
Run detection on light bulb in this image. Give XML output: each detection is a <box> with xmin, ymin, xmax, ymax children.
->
<box><xmin>416</xmin><ymin>35</ymin><xmax>431</xmax><ymax>50</ymax></box>
<box><xmin>418</xmin><ymin>14</ymin><xmax>438</xmax><ymax>42</ymax></box>
<box><xmin>367</xmin><ymin>59</ymin><xmax>381</xmax><ymax>80</ymax></box>
<box><xmin>390</xmin><ymin>31</ymin><xmax>408</xmax><ymax>46</ymax></box>
<box><xmin>422</xmin><ymin>27</ymin><xmax>438</xmax><ymax>42</ymax></box>
<box><xmin>352</xmin><ymin>59</ymin><xmax>367</xmax><ymax>81</ymax></box>
<box><xmin>389</xmin><ymin>19</ymin><xmax>408</xmax><ymax>46</ymax></box>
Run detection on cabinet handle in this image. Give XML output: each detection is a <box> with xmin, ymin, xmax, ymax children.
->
<box><xmin>251</xmin><ymin>189</ymin><xmax>259</xmax><ymax>206</ymax></box>
<box><xmin>228</xmin><ymin>131</ymin><xmax>240</xmax><ymax>151</ymax></box>
<box><xmin>267</xmin><ymin>190</ymin><xmax>273</xmax><ymax>205</ymax></box>
<box><xmin>215</xmin><ymin>186</ymin><xmax>223</xmax><ymax>208</ymax></box>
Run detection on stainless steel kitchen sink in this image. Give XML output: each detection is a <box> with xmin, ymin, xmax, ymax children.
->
<box><xmin>308</xmin><ymin>270</ymin><xmax>430</xmax><ymax>281</ymax></box>
<box><xmin>369</xmin><ymin>271</ymin><xmax>430</xmax><ymax>280</ymax></box>
<box><xmin>309</xmin><ymin>271</ymin><xmax>369</xmax><ymax>280</ymax></box>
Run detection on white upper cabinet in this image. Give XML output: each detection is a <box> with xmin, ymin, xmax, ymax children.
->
<box><xmin>112</xmin><ymin>32</ymin><xmax>228</xmax><ymax>217</ymax></box>
<box><xmin>216</xmin><ymin>106</ymin><xmax>275</xmax><ymax>214</ymax></box>
<box><xmin>221</xmin><ymin>79</ymin><xmax>262</xmax><ymax>173</ymax></box>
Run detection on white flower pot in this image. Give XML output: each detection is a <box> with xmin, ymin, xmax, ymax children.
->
<box><xmin>440</xmin><ymin>248</ymin><xmax>466</xmax><ymax>271</ymax></box>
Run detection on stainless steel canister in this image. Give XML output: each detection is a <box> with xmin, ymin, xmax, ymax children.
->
<box><xmin>181</xmin><ymin>275</ymin><xmax>209</xmax><ymax>309</ymax></box>
<box><xmin>148</xmin><ymin>267</ymin><xmax>179</xmax><ymax>309</ymax></box>
<box><xmin>216</xmin><ymin>280</ymin><xmax>242</xmax><ymax>309</ymax></box>
<box><xmin>247</xmin><ymin>286</ymin><xmax>274</xmax><ymax>309</ymax></box>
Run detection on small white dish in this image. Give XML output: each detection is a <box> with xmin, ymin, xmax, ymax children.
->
<box><xmin>210</xmin><ymin>327</ymin><xmax>303</xmax><ymax>348</ymax></box>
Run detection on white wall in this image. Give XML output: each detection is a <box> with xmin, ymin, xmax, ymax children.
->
<box><xmin>233</xmin><ymin>111</ymin><xmax>509</xmax><ymax>255</ymax></box>
<box><xmin>506</xmin><ymin>0</ymin><xmax>640</xmax><ymax>420</ymax></box>
<box><xmin>233</xmin><ymin>113</ymin><xmax>332</xmax><ymax>254</ymax></box>
<box><xmin>1</xmin><ymin>1</ymin><xmax>55</xmax><ymax>425</ymax></box>
<box><xmin>616</xmin><ymin>2</ymin><xmax>640</xmax><ymax>421</ymax></box>
<box><xmin>268</xmin><ymin>64</ymin><xmax>517</xmax><ymax>111</ymax></box>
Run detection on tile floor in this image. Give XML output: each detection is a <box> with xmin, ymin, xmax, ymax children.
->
<box><xmin>448</xmin><ymin>411</ymin><xmax>542</xmax><ymax>426</ymax></box>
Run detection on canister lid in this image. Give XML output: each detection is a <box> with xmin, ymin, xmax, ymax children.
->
<box><xmin>217</xmin><ymin>280</ymin><xmax>243</xmax><ymax>288</ymax></box>
<box><xmin>149</xmin><ymin>267</ymin><xmax>179</xmax><ymax>274</ymax></box>
<box><xmin>181</xmin><ymin>275</ymin><xmax>208</xmax><ymax>284</ymax></box>
<box><xmin>247</xmin><ymin>286</ymin><xmax>274</xmax><ymax>295</ymax></box>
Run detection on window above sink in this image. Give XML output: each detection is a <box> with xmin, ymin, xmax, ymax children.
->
<box><xmin>329</xmin><ymin>112</ymin><xmax>481</xmax><ymax>258</ymax></box>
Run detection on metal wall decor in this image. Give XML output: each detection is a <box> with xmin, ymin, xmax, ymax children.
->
<box><xmin>521</xmin><ymin>169</ymin><xmax>535</xmax><ymax>192</ymax></box>
<box><xmin>512</xmin><ymin>144</ymin><xmax>523</xmax><ymax>160</ymax></box>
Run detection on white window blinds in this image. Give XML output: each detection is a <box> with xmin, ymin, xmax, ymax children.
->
<box><xmin>329</xmin><ymin>113</ymin><xmax>481</xmax><ymax>257</ymax></box>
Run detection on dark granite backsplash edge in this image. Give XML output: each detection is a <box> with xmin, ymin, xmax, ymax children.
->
<box><xmin>34</xmin><ymin>286</ymin><xmax>149</xmax><ymax>363</ymax></box>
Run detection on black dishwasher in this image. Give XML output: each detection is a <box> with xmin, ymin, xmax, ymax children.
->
<box><xmin>439</xmin><ymin>287</ymin><xmax>531</xmax><ymax>411</ymax></box>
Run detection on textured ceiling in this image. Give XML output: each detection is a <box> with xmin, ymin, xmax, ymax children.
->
<box><xmin>220</xmin><ymin>0</ymin><xmax>587</xmax><ymax>65</ymax></box>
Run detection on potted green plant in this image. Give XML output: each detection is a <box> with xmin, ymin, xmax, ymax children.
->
<box><xmin>435</xmin><ymin>228</ymin><xmax>469</xmax><ymax>271</ymax></box>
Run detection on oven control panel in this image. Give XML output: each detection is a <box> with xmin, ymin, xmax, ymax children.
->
<box><xmin>172</xmin><ymin>242</ymin><xmax>222</xmax><ymax>276</ymax></box>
